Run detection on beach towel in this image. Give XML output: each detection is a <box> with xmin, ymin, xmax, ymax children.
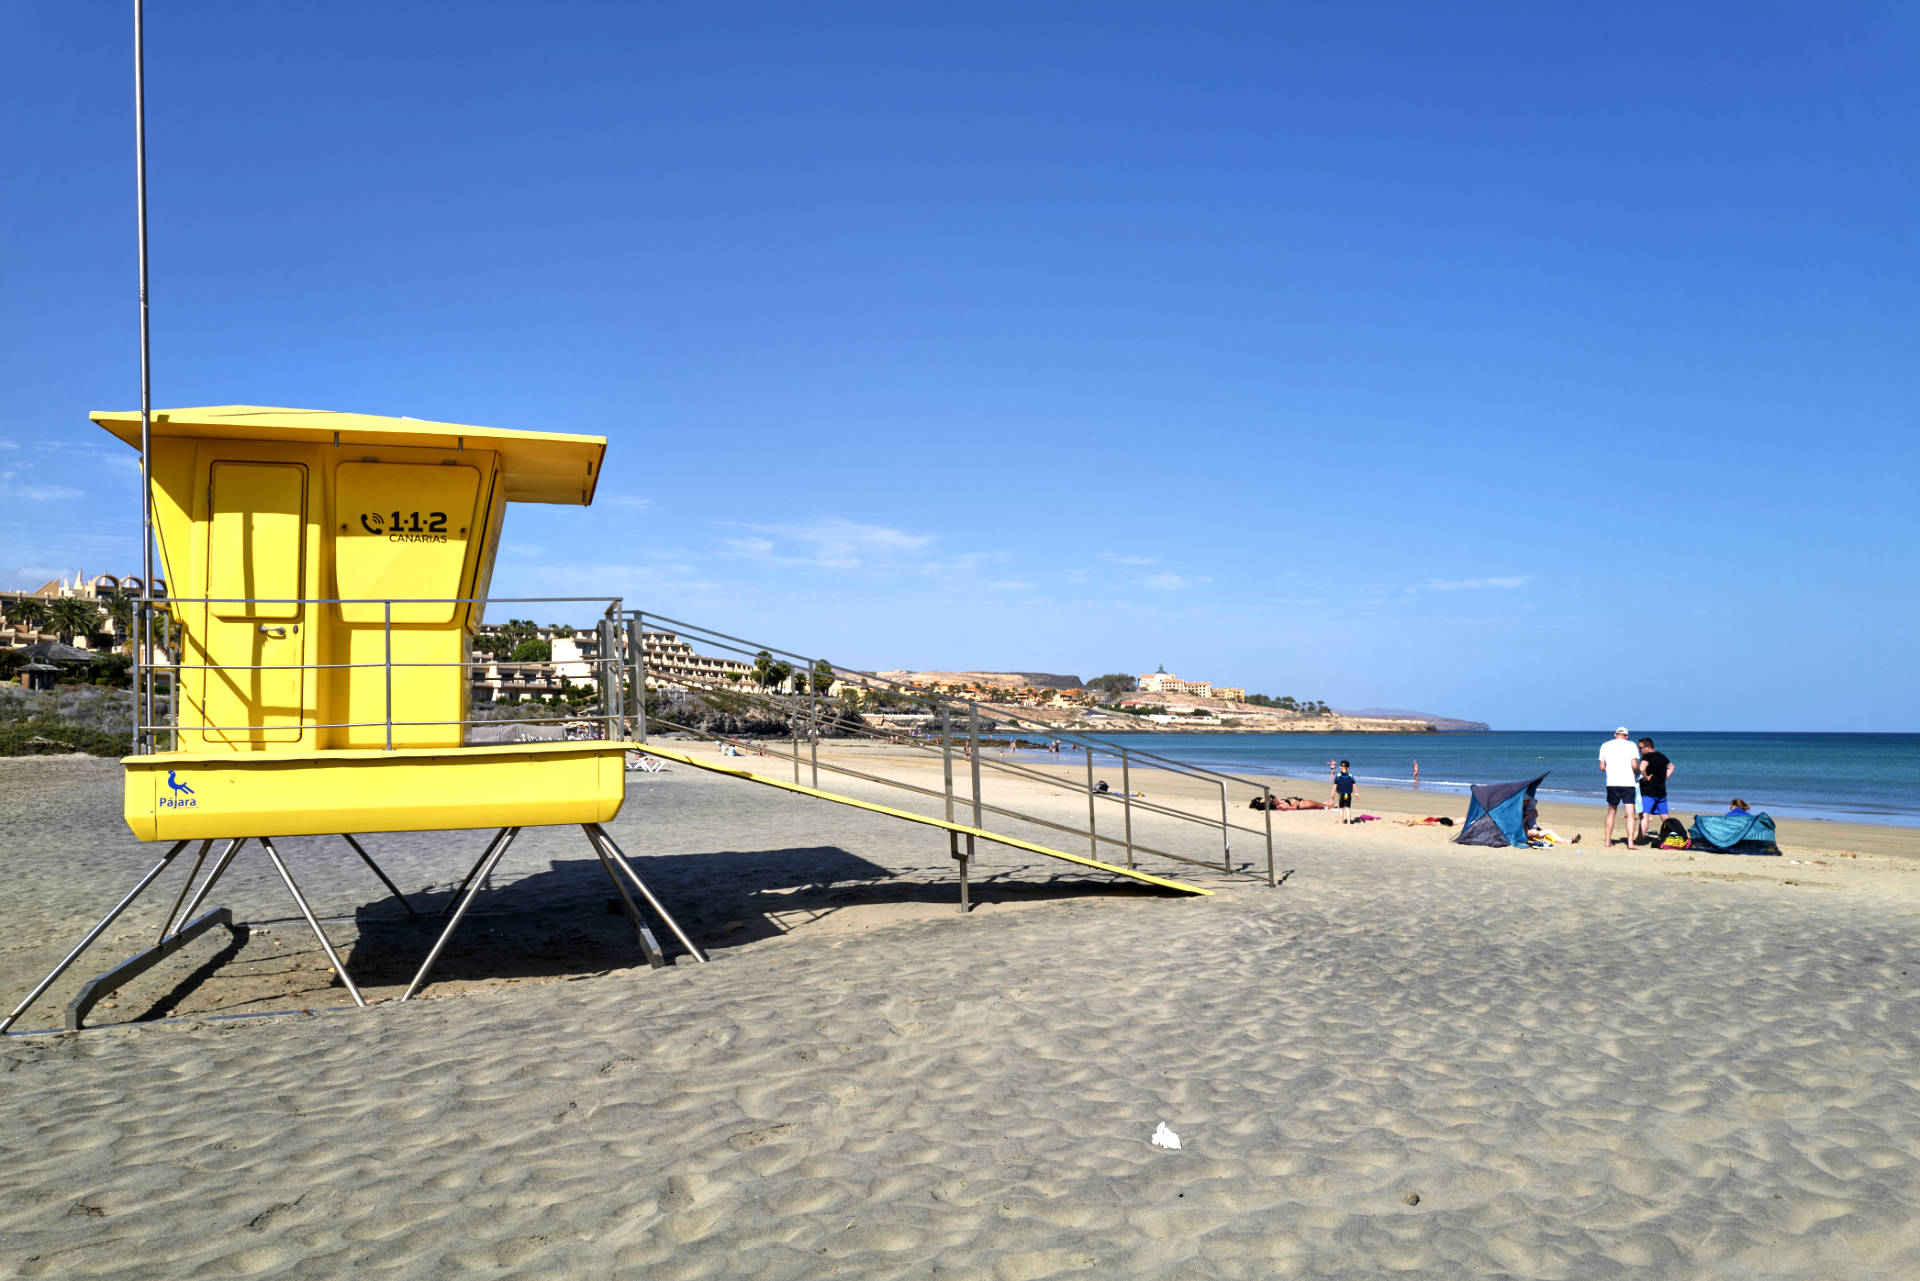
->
<box><xmin>1687</xmin><ymin>811</ymin><xmax>1780</xmax><ymax>856</ymax></box>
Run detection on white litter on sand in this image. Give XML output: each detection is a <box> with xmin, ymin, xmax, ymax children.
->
<box><xmin>1150</xmin><ymin>1122</ymin><xmax>1181</xmax><ymax>1150</ymax></box>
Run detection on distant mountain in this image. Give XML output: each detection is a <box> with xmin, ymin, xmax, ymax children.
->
<box><xmin>1338</xmin><ymin>707</ymin><xmax>1490</xmax><ymax>733</ymax></box>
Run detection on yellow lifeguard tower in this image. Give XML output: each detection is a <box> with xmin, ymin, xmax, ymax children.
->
<box><xmin>92</xmin><ymin>404</ymin><xmax>630</xmax><ymax>839</ymax></box>
<box><xmin>0</xmin><ymin>405</ymin><xmax>707</xmax><ymax>1032</ymax></box>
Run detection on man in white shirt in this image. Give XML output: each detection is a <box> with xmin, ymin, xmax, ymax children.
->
<box><xmin>1598</xmin><ymin>726</ymin><xmax>1641</xmax><ymax>848</ymax></box>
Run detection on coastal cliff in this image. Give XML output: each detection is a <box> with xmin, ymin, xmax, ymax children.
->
<box><xmin>876</xmin><ymin>671</ymin><xmax>1464</xmax><ymax>733</ymax></box>
<box><xmin>969</xmin><ymin>696</ymin><xmax>1437</xmax><ymax>735</ymax></box>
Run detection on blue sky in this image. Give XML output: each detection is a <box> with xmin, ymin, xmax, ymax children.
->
<box><xmin>3</xmin><ymin>3</ymin><xmax>1915</xmax><ymax>731</ymax></box>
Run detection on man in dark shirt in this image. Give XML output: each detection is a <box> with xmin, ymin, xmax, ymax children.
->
<box><xmin>1334</xmin><ymin>760</ymin><xmax>1356</xmax><ymax>824</ymax></box>
<box><xmin>1636</xmin><ymin>738</ymin><xmax>1675</xmax><ymax>844</ymax></box>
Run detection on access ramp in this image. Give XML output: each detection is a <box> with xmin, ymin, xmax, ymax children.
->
<box><xmin>629</xmin><ymin>742</ymin><xmax>1211</xmax><ymax>896</ymax></box>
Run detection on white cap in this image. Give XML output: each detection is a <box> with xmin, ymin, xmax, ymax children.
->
<box><xmin>1615</xmin><ymin>726</ymin><xmax>1630</xmax><ymax>735</ymax></box>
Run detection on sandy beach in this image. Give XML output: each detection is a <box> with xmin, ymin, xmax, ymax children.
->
<box><xmin>3</xmin><ymin>747</ymin><xmax>1919</xmax><ymax>1277</ymax></box>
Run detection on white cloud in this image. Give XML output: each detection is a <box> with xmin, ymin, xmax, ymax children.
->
<box><xmin>727</xmin><ymin>518</ymin><xmax>937</xmax><ymax>570</ymax></box>
<box><xmin>0</xmin><ymin>566</ymin><xmax>66</xmax><ymax>590</ymax></box>
<box><xmin>1425</xmin><ymin>575</ymin><xmax>1531</xmax><ymax>591</ymax></box>
<box><xmin>1099</xmin><ymin>552</ymin><xmax>1157</xmax><ymax>565</ymax></box>
<box><xmin>602</xmin><ymin>494</ymin><xmax>650</xmax><ymax>510</ymax></box>
<box><xmin>988</xmin><ymin>580</ymin><xmax>1037</xmax><ymax>591</ymax></box>
<box><xmin>1141</xmin><ymin>572</ymin><xmax>1191</xmax><ymax>590</ymax></box>
<box><xmin>0</xmin><ymin>479</ymin><xmax>85</xmax><ymax>501</ymax></box>
<box><xmin>921</xmin><ymin>550</ymin><xmax>1004</xmax><ymax>577</ymax></box>
<box><xmin>502</xmin><ymin>544</ymin><xmax>548</xmax><ymax>559</ymax></box>
<box><xmin>488</xmin><ymin>558</ymin><xmax>729</xmax><ymax>601</ymax></box>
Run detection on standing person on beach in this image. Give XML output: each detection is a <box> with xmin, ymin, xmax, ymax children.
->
<box><xmin>1598</xmin><ymin>727</ymin><xmax>1640</xmax><ymax>847</ymax></box>
<box><xmin>1636</xmin><ymin>738</ymin><xmax>1675</xmax><ymax>844</ymax></box>
<box><xmin>1334</xmin><ymin>761</ymin><xmax>1357</xmax><ymax>823</ymax></box>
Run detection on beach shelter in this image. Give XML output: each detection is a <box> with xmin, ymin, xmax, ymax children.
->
<box><xmin>1454</xmin><ymin>774</ymin><xmax>1549</xmax><ymax>847</ymax></box>
<box><xmin>1688</xmin><ymin>811</ymin><xmax>1781</xmax><ymax>855</ymax></box>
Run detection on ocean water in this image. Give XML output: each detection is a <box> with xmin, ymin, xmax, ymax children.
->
<box><xmin>1077</xmin><ymin>731</ymin><xmax>1920</xmax><ymax>828</ymax></box>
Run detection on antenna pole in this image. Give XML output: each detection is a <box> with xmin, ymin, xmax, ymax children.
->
<box><xmin>133</xmin><ymin>0</ymin><xmax>154</xmax><ymax>753</ymax></box>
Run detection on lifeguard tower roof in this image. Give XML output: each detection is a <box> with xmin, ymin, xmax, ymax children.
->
<box><xmin>92</xmin><ymin>404</ymin><xmax>605</xmax><ymax>505</ymax></box>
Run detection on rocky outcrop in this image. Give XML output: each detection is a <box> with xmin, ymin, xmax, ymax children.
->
<box><xmin>878</xmin><ymin>670</ymin><xmax>1083</xmax><ymax>692</ymax></box>
<box><xmin>642</xmin><ymin>690</ymin><xmax>865</xmax><ymax>739</ymax></box>
<box><xmin>976</xmin><ymin>695</ymin><xmax>1435</xmax><ymax>734</ymax></box>
<box><xmin>1336</xmin><ymin>707</ymin><xmax>1490</xmax><ymax>732</ymax></box>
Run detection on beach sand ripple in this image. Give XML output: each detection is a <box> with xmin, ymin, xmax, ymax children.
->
<box><xmin>3</xmin><ymin>756</ymin><xmax>1920</xmax><ymax>1277</ymax></box>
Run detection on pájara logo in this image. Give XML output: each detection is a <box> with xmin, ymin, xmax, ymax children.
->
<box><xmin>360</xmin><ymin>510</ymin><xmax>449</xmax><ymax>544</ymax></box>
<box><xmin>162</xmin><ymin>770</ymin><xmax>197</xmax><ymax>809</ymax></box>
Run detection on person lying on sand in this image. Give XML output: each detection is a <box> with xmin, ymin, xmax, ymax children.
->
<box><xmin>1242</xmin><ymin>795</ymin><xmax>1333</xmax><ymax>811</ymax></box>
<box><xmin>1395</xmin><ymin>816</ymin><xmax>1456</xmax><ymax>827</ymax></box>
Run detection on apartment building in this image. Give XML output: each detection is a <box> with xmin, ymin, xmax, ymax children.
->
<box><xmin>1</xmin><ymin>570</ymin><xmax>166</xmax><ymax>652</ymax></box>
<box><xmin>1137</xmin><ymin>671</ymin><xmax>1213</xmax><ymax>697</ymax></box>
<box><xmin>468</xmin><ymin>625</ymin><xmax>764</xmax><ymax>702</ymax></box>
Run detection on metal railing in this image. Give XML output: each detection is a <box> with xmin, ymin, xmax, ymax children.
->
<box><xmin>614</xmin><ymin>611</ymin><xmax>1280</xmax><ymax>886</ymax></box>
<box><xmin>120</xmin><ymin>594</ymin><xmax>1282</xmax><ymax>886</ymax></box>
<box><xmin>128</xmin><ymin>595</ymin><xmax>627</xmax><ymax>753</ymax></box>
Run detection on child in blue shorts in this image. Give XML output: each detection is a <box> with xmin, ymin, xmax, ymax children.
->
<box><xmin>1334</xmin><ymin>761</ymin><xmax>1356</xmax><ymax>823</ymax></box>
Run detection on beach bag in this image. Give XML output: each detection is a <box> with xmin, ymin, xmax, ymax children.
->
<box><xmin>1653</xmin><ymin>817</ymin><xmax>1687</xmax><ymax>843</ymax></box>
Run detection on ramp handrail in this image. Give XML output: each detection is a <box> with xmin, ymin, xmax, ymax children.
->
<box><xmin>617</xmin><ymin>609</ymin><xmax>1278</xmax><ymax>886</ymax></box>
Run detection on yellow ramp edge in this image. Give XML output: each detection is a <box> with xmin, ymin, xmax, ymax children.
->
<box><xmin>631</xmin><ymin>743</ymin><xmax>1211</xmax><ymax>896</ymax></box>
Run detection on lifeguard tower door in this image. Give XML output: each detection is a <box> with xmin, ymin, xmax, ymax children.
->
<box><xmin>203</xmin><ymin>460</ymin><xmax>307</xmax><ymax>744</ymax></box>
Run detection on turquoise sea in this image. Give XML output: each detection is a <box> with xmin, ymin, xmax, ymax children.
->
<box><xmin>1079</xmin><ymin>731</ymin><xmax>1920</xmax><ymax>828</ymax></box>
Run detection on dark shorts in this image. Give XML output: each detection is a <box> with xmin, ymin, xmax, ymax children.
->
<box><xmin>1640</xmin><ymin>795</ymin><xmax>1669</xmax><ymax>815</ymax></box>
<box><xmin>1606</xmin><ymin>786</ymin><xmax>1636</xmax><ymax>806</ymax></box>
<box><xmin>1337</xmin><ymin>793</ymin><xmax>1353</xmax><ymax>808</ymax></box>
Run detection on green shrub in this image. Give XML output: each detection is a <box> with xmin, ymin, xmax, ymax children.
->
<box><xmin>0</xmin><ymin>718</ymin><xmax>127</xmax><ymax>756</ymax></box>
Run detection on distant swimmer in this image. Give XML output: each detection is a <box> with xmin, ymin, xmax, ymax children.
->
<box><xmin>1412</xmin><ymin>760</ymin><xmax>1419</xmax><ymax>787</ymax></box>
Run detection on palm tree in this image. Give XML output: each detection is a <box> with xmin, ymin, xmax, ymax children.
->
<box><xmin>6</xmin><ymin>596</ymin><xmax>49</xmax><ymax>635</ymax></box>
<box><xmin>46</xmin><ymin>597</ymin><xmax>102</xmax><ymax>644</ymax></box>
<box><xmin>103</xmin><ymin>591</ymin><xmax>136</xmax><ymax>650</ymax></box>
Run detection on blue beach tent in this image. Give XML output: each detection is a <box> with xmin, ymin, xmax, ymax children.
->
<box><xmin>1688</xmin><ymin>811</ymin><xmax>1781</xmax><ymax>855</ymax></box>
<box><xmin>1454</xmin><ymin>774</ymin><xmax>1549</xmax><ymax>848</ymax></box>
